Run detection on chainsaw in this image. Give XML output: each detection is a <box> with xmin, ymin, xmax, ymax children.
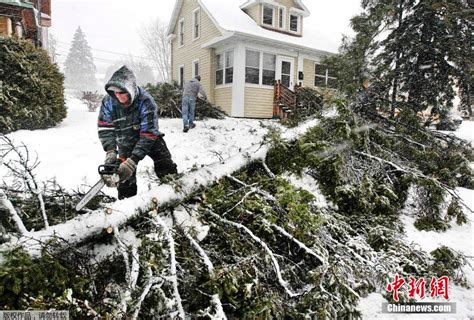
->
<box><xmin>75</xmin><ymin>164</ymin><xmax>120</xmax><ymax>211</ymax></box>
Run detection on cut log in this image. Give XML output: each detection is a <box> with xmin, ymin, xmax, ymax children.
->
<box><xmin>3</xmin><ymin>119</ymin><xmax>320</xmax><ymax>256</ymax></box>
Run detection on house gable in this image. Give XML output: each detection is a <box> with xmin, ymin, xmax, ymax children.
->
<box><xmin>240</xmin><ymin>0</ymin><xmax>309</xmax><ymax>37</ymax></box>
<box><xmin>169</xmin><ymin>0</ymin><xmax>224</xmax><ymax>104</ymax></box>
<box><xmin>167</xmin><ymin>0</ymin><xmax>224</xmax><ymax>37</ymax></box>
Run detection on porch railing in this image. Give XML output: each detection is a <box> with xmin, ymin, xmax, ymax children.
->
<box><xmin>273</xmin><ymin>80</ymin><xmax>302</xmax><ymax>119</ymax></box>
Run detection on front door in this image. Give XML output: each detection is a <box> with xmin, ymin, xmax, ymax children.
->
<box><xmin>276</xmin><ymin>57</ymin><xmax>294</xmax><ymax>89</ymax></box>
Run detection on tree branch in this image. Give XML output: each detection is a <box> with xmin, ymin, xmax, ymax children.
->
<box><xmin>152</xmin><ymin>215</ymin><xmax>185</xmax><ymax>319</ymax></box>
<box><xmin>0</xmin><ymin>191</ymin><xmax>28</xmax><ymax>234</ymax></box>
<box><xmin>3</xmin><ymin>120</ymin><xmax>319</xmax><ymax>256</ymax></box>
<box><xmin>207</xmin><ymin>209</ymin><xmax>314</xmax><ymax>298</ymax></box>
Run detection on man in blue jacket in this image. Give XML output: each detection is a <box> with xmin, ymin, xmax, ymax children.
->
<box><xmin>98</xmin><ymin>66</ymin><xmax>177</xmax><ymax>199</ymax></box>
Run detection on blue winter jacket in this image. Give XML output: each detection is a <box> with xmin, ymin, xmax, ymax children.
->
<box><xmin>98</xmin><ymin>66</ymin><xmax>163</xmax><ymax>163</ymax></box>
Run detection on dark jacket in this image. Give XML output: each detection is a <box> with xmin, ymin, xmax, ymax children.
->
<box><xmin>353</xmin><ymin>87</ymin><xmax>377</xmax><ymax>116</ymax></box>
<box><xmin>98</xmin><ymin>66</ymin><xmax>162</xmax><ymax>163</ymax></box>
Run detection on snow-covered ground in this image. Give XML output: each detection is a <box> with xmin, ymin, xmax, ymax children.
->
<box><xmin>1</xmin><ymin>96</ymin><xmax>275</xmax><ymax>195</ymax></box>
<box><xmin>359</xmin><ymin>121</ymin><xmax>474</xmax><ymax>320</ymax></box>
<box><xmin>2</xmin><ymin>97</ymin><xmax>473</xmax><ymax>319</ymax></box>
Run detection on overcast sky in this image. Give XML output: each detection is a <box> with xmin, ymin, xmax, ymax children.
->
<box><xmin>51</xmin><ymin>0</ymin><xmax>362</xmax><ymax>74</ymax></box>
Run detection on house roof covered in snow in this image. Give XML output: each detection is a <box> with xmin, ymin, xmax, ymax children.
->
<box><xmin>167</xmin><ymin>0</ymin><xmax>337</xmax><ymax>55</ymax></box>
<box><xmin>239</xmin><ymin>0</ymin><xmax>310</xmax><ymax>17</ymax></box>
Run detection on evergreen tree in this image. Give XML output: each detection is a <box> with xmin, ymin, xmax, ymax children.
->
<box><xmin>324</xmin><ymin>0</ymin><xmax>414</xmax><ymax>98</ymax></box>
<box><xmin>64</xmin><ymin>26</ymin><xmax>97</xmax><ymax>91</ymax></box>
<box><xmin>375</xmin><ymin>0</ymin><xmax>472</xmax><ymax>115</ymax></box>
<box><xmin>0</xmin><ymin>38</ymin><xmax>66</xmax><ymax>133</ymax></box>
<box><xmin>327</xmin><ymin>0</ymin><xmax>472</xmax><ymax>118</ymax></box>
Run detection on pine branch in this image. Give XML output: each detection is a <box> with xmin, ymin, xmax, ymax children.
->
<box><xmin>152</xmin><ymin>215</ymin><xmax>185</xmax><ymax>319</ymax></box>
<box><xmin>261</xmin><ymin>160</ymin><xmax>276</xmax><ymax>179</ymax></box>
<box><xmin>2</xmin><ymin>120</ymin><xmax>319</xmax><ymax>256</ymax></box>
<box><xmin>181</xmin><ymin>227</ymin><xmax>227</xmax><ymax>319</ymax></box>
<box><xmin>207</xmin><ymin>209</ymin><xmax>313</xmax><ymax>298</ymax></box>
<box><xmin>263</xmin><ymin>219</ymin><xmax>328</xmax><ymax>268</ymax></box>
<box><xmin>131</xmin><ymin>267</ymin><xmax>163</xmax><ymax>320</ymax></box>
<box><xmin>355</xmin><ymin>150</ymin><xmax>474</xmax><ymax>214</ymax></box>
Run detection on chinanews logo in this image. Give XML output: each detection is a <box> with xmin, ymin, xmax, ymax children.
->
<box><xmin>383</xmin><ymin>274</ymin><xmax>456</xmax><ymax>314</ymax></box>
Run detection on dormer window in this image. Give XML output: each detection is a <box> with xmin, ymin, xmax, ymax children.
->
<box><xmin>278</xmin><ymin>7</ymin><xmax>286</xmax><ymax>29</ymax></box>
<box><xmin>289</xmin><ymin>14</ymin><xmax>300</xmax><ymax>33</ymax></box>
<box><xmin>262</xmin><ymin>5</ymin><xmax>274</xmax><ymax>26</ymax></box>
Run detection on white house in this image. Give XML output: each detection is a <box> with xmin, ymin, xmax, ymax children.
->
<box><xmin>167</xmin><ymin>0</ymin><xmax>337</xmax><ymax>118</ymax></box>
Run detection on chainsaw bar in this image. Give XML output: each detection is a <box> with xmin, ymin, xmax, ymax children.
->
<box><xmin>75</xmin><ymin>179</ymin><xmax>106</xmax><ymax>211</ymax></box>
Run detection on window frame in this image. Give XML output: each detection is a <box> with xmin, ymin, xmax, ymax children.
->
<box><xmin>178</xmin><ymin>65</ymin><xmax>185</xmax><ymax>88</ymax></box>
<box><xmin>245</xmin><ymin>49</ymin><xmax>261</xmax><ymax>85</ymax></box>
<box><xmin>192</xmin><ymin>7</ymin><xmax>201</xmax><ymax>41</ymax></box>
<box><xmin>178</xmin><ymin>18</ymin><xmax>185</xmax><ymax>47</ymax></box>
<box><xmin>262</xmin><ymin>4</ymin><xmax>275</xmax><ymax>27</ymax></box>
<box><xmin>245</xmin><ymin>49</ymin><xmax>277</xmax><ymax>88</ymax></box>
<box><xmin>262</xmin><ymin>53</ymin><xmax>276</xmax><ymax>86</ymax></box>
<box><xmin>192</xmin><ymin>59</ymin><xmax>200</xmax><ymax>78</ymax></box>
<box><xmin>289</xmin><ymin>13</ymin><xmax>301</xmax><ymax>33</ymax></box>
<box><xmin>314</xmin><ymin>63</ymin><xmax>337</xmax><ymax>88</ymax></box>
<box><xmin>224</xmin><ymin>50</ymin><xmax>234</xmax><ymax>85</ymax></box>
<box><xmin>278</xmin><ymin>6</ymin><xmax>286</xmax><ymax>30</ymax></box>
<box><xmin>215</xmin><ymin>50</ymin><xmax>234</xmax><ymax>87</ymax></box>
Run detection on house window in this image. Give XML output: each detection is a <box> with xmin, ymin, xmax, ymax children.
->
<box><xmin>290</xmin><ymin>14</ymin><xmax>300</xmax><ymax>32</ymax></box>
<box><xmin>262</xmin><ymin>53</ymin><xmax>276</xmax><ymax>85</ymax></box>
<box><xmin>192</xmin><ymin>8</ymin><xmax>200</xmax><ymax>40</ymax></box>
<box><xmin>216</xmin><ymin>54</ymin><xmax>224</xmax><ymax>85</ymax></box>
<box><xmin>262</xmin><ymin>5</ymin><xmax>274</xmax><ymax>26</ymax></box>
<box><xmin>314</xmin><ymin>64</ymin><xmax>336</xmax><ymax>87</ymax></box>
<box><xmin>216</xmin><ymin>51</ymin><xmax>233</xmax><ymax>85</ymax></box>
<box><xmin>192</xmin><ymin>60</ymin><xmax>199</xmax><ymax>78</ymax></box>
<box><xmin>245</xmin><ymin>50</ymin><xmax>276</xmax><ymax>86</ymax></box>
<box><xmin>245</xmin><ymin>50</ymin><xmax>260</xmax><ymax>84</ymax></box>
<box><xmin>225</xmin><ymin>51</ymin><xmax>234</xmax><ymax>84</ymax></box>
<box><xmin>178</xmin><ymin>65</ymin><xmax>185</xmax><ymax>88</ymax></box>
<box><xmin>179</xmin><ymin>18</ymin><xmax>185</xmax><ymax>46</ymax></box>
<box><xmin>278</xmin><ymin>7</ymin><xmax>285</xmax><ymax>29</ymax></box>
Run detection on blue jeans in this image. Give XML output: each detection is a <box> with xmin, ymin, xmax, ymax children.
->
<box><xmin>182</xmin><ymin>96</ymin><xmax>196</xmax><ymax>127</ymax></box>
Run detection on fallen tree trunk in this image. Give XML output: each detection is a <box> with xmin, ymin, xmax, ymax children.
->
<box><xmin>4</xmin><ymin>119</ymin><xmax>320</xmax><ymax>256</ymax></box>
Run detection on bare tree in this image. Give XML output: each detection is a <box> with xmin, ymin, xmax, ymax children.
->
<box><xmin>47</xmin><ymin>32</ymin><xmax>58</xmax><ymax>63</ymax></box>
<box><xmin>104</xmin><ymin>56</ymin><xmax>155</xmax><ymax>87</ymax></box>
<box><xmin>140</xmin><ymin>19</ymin><xmax>170</xmax><ymax>83</ymax></box>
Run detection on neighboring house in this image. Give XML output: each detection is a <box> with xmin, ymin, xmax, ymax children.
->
<box><xmin>167</xmin><ymin>0</ymin><xmax>337</xmax><ymax>118</ymax></box>
<box><xmin>0</xmin><ymin>0</ymin><xmax>51</xmax><ymax>49</ymax></box>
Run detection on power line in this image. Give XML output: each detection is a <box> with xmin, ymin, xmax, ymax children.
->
<box><xmin>56</xmin><ymin>49</ymin><xmax>154</xmax><ymax>64</ymax></box>
<box><xmin>56</xmin><ymin>40</ymin><xmax>150</xmax><ymax>61</ymax></box>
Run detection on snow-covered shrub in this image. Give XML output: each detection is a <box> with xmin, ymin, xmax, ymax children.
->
<box><xmin>0</xmin><ymin>38</ymin><xmax>66</xmax><ymax>133</ymax></box>
<box><xmin>81</xmin><ymin>91</ymin><xmax>102</xmax><ymax>112</ymax></box>
<box><xmin>430</xmin><ymin>246</ymin><xmax>467</xmax><ymax>285</ymax></box>
<box><xmin>144</xmin><ymin>82</ymin><xmax>226</xmax><ymax>119</ymax></box>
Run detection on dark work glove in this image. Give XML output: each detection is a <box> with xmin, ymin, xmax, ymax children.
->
<box><xmin>105</xmin><ymin>150</ymin><xmax>117</xmax><ymax>164</ymax></box>
<box><xmin>118</xmin><ymin>158</ymin><xmax>137</xmax><ymax>182</ymax></box>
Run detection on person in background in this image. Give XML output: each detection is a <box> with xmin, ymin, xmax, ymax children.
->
<box><xmin>353</xmin><ymin>75</ymin><xmax>377</xmax><ymax>117</ymax></box>
<box><xmin>181</xmin><ymin>75</ymin><xmax>207</xmax><ymax>133</ymax></box>
<box><xmin>98</xmin><ymin>65</ymin><xmax>178</xmax><ymax>199</ymax></box>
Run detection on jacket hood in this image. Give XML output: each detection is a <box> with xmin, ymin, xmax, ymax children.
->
<box><xmin>105</xmin><ymin>66</ymin><xmax>139</xmax><ymax>104</ymax></box>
